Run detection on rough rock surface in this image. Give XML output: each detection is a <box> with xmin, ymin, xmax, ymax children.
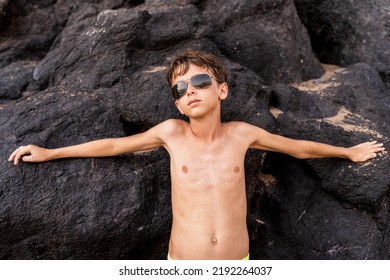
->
<box><xmin>294</xmin><ymin>0</ymin><xmax>390</xmax><ymax>85</ymax></box>
<box><xmin>0</xmin><ymin>0</ymin><xmax>389</xmax><ymax>259</ymax></box>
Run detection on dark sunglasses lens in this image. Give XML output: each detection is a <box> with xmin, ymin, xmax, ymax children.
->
<box><xmin>172</xmin><ymin>74</ymin><xmax>212</xmax><ymax>99</ymax></box>
<box><xmin>172</xmin><ymin>81</ymin><xmax>187</xmax><ymax>99</ymax></box>
<box><xmin>191</xmin><ymin>74</ymin><xmax>212</xmax><ymax>89</ymax></box>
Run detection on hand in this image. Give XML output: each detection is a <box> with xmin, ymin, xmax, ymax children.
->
<box><xmin>347</xmin><ymin>141</ymin><xmax>386</xmax><ymax>163</ymax></box>
<box><xmin>8</xmin><ymin>145</ymin><xmax>51</xmax><ymax>165</ymax></box>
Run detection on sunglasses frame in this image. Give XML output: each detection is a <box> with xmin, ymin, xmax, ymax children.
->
<box><xmin>171</xmin><ymin>73</ymin><xmax>216</xmax><ymax>100</ymax></box>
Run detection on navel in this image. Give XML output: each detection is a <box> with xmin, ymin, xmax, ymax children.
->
<box><xmin>234</xmin><ymin>166</ymin><xmax>240</xmax><ymax>173</ymax></box>
<box><xmin>182</xmin><ymin>165</ymin><xmax>188</xmax><ymax>174</ymax></box>
<box><xmin>211</xmin><ymin>238</ymin><xmax>218</xmax><ymax>244</ymax></box>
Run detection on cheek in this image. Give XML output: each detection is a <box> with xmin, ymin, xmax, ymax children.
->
<box><xmin>175</xmin><ymin>100</ymin><xmax>185</xmax><ymax>114</ymax></box>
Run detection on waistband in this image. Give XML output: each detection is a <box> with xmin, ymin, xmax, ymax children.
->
<box><xmin>167</xmin><ymin>252</ymin><xmax>250</xmax><ymax>260</ymax></box>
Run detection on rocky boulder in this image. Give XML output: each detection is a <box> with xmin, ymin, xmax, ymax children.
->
<box><xmin>252</xmin><ymin>62</ymin><xmax>389</xmax><ymax>259</ymax></box>
<box><xmin>294</xmin><ymin>0</ymin><xmax>390</xmax><ymax>85</ymax></box>
<box><xmin>0</xmin><ymin>0</ymin><xmax>389</xmax><ymax>259</ymax></box>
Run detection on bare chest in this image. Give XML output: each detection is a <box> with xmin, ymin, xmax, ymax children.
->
<box><xmin>169</xmin><ymin>140</ymin><xmax>247</xmax><ymax>189</ymax></box>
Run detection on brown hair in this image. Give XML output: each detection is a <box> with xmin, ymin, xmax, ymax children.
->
<box><xmin>167</xmin><ymin>50</ymin><xmax>227</xmax><ymax>86</ymax></box>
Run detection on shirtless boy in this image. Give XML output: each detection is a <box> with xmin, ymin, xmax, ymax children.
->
<box><xmin>9</xmin><ymin>50</ymin><xmax>386</xmax><ymax>260</ymax></box>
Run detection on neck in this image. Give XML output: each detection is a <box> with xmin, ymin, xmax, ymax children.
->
<box><xmin>188</xmin><ymin>114</ymin><xmax>223</xmax><ymax>143</ymax></box>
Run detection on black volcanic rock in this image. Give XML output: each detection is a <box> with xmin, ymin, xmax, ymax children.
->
<box><xmin>0</xmin><ymin>0</ymin><xmax>389</xmax><ymax>259</ymax></box>
<box><xmin>294</xmin><ymin>0</ymin><xmax>390</xmax><ymax>85</ymax></box>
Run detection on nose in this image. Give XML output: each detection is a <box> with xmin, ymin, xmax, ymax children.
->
<box><xmin>186</xmin><ymin>83</ymin><xmax>196</xmax><ymax>96</ymax></box>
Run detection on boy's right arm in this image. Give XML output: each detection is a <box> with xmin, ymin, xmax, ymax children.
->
<box><xmin>8</xmin><ymin>120</ymin><xmax>173</xmax><ymax>165</ymax></box>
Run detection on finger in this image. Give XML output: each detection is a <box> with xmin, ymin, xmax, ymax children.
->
<box><xmin>374</xmin><ymin>146</ymin><xmax>386</xmax><ymax>153</ymax></box>
<box><xmin>8</xmin><ymin>146</ymin><xmax>25</xmax><ymax>161</ymax></box>
<box><xmin>361</xmin><ymin>152</ymin><xmax>377</xmax><ymax>162</ymax></box>
<box><xmin>367</xmin><ymin>142</ymin><xmax>383</xmax><ymax>148</ymax></box>
<box><xmin>14</xmin><ymin>147</ymin><xmax>31</xmax><ymax>165</ymax></box>
<box><xmin>366</xmin><ymin>141</ymin><xmax>378</xmax><ymax>147</ymax></box>
<box><xmin>21</xmin><ymin>155</ymin><xmax>33</xmax><ymax>162</ymax></box>
<box><xmin>13</xmin><ymin>153</ymin><xmax>20</xmax><ymax>165</ymax></box>
<box><xmin>354</xmin><ymin>141</ymin><xmax>374</xmax><ymax>148</ymax></box>
<box><xmin>13</xmin><ymin>150</ymin><xmax>24</xmax><ymax>165</ymax></box>
<box><xmin>9</xmin><ymin>147</ymin><xmax>23</xmax><ymax>164</ymax></box>
<box><xmin>367</xmin><ymin>145</ymin><xmax>385</xmax><ymax>153</ymax></box>
<box><xmin>8</xmin><ymin>151</ymin><xmax>16</xmax><ymax>162</ymax></box>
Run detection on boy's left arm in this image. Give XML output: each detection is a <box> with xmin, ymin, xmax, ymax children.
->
<box><xmin>246</xmin><ymin>123</ymin><xmax>385</xmax><ymax>163</ymax></box>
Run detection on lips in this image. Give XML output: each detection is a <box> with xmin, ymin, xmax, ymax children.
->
<box><xmin>188</xmin><ymin>99</ymin><xmax>201</xmax><ymax>106</ymax></box>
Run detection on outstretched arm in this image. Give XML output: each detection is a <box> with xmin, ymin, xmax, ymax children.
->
<box><xmin>245</xmin><ymin>123</ymin><xmax>385</xmax><ymax>163</ymax></box>
<box><xmin>8</xmin><ymin>120</ymin><xmax>172</xmax><ymax>165</ymax></box>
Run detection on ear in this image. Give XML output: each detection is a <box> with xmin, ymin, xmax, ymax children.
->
<box><xmin>175</xmin><ymin>99</ymin><xmax>185</xmax><ymax>115</ymax></box>
<box><xmin>219</xmin><ymin>82</ymin><xmax>228</xmax><ymax>101</ymax></box>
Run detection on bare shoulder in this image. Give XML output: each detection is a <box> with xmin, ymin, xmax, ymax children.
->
<box><xmin>223</xmin><ymin>121</ymin><xmax>260</xmax><ymax>141</ymax></box>
<box><xmin>224</xmin><ymin>121</ymin><xmax>272</xmax><ymax>147</ymax></box>
<box><xmin>156</xmin><ymin>119</ymin><xmax>188</xmax><ymax>137</ymax></box>
<box><xmin>224</xmin><ymin>121</ymin><xmax>264</xmax><ymax>134</ymax></box>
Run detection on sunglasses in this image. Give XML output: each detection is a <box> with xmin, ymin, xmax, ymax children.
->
<box><xmin>171</xmin><ymin>73</ymin><xmax>217</xmax><ymax>100</ymax></box>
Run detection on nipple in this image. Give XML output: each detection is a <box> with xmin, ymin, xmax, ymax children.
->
<box><xmin>182</xmin><ymin>165</ymin><xmax>188</xmax><ymax>173</ymax></box>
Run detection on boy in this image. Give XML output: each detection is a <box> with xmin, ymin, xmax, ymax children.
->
<box><xmin>9</xmin><ymin>50</ymin><xmax>385</xmax><ymax>260</ymax></box>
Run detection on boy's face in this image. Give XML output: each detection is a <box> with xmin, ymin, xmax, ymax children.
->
<box><xmin>172</xmin><ymin>64</ymin><xmax>228</xmax><ymax>118</ymax></box>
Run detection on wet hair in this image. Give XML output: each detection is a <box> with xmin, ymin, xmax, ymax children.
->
<box><xmin>167</xmin><ymin>50</ymin><xmax>227</xmax><ymax>86</ymax></box>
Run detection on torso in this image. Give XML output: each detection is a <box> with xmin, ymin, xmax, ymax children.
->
<box><xmin>163</xmin><ymin>120</ymin><xmax>251</xmax><ymax>259</ymax></box>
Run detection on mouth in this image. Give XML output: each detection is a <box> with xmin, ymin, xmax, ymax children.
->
<box><xmin>188</xmin><ymin>99</ymin><xmax>201</xmax><ymax>106</ymax></box>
